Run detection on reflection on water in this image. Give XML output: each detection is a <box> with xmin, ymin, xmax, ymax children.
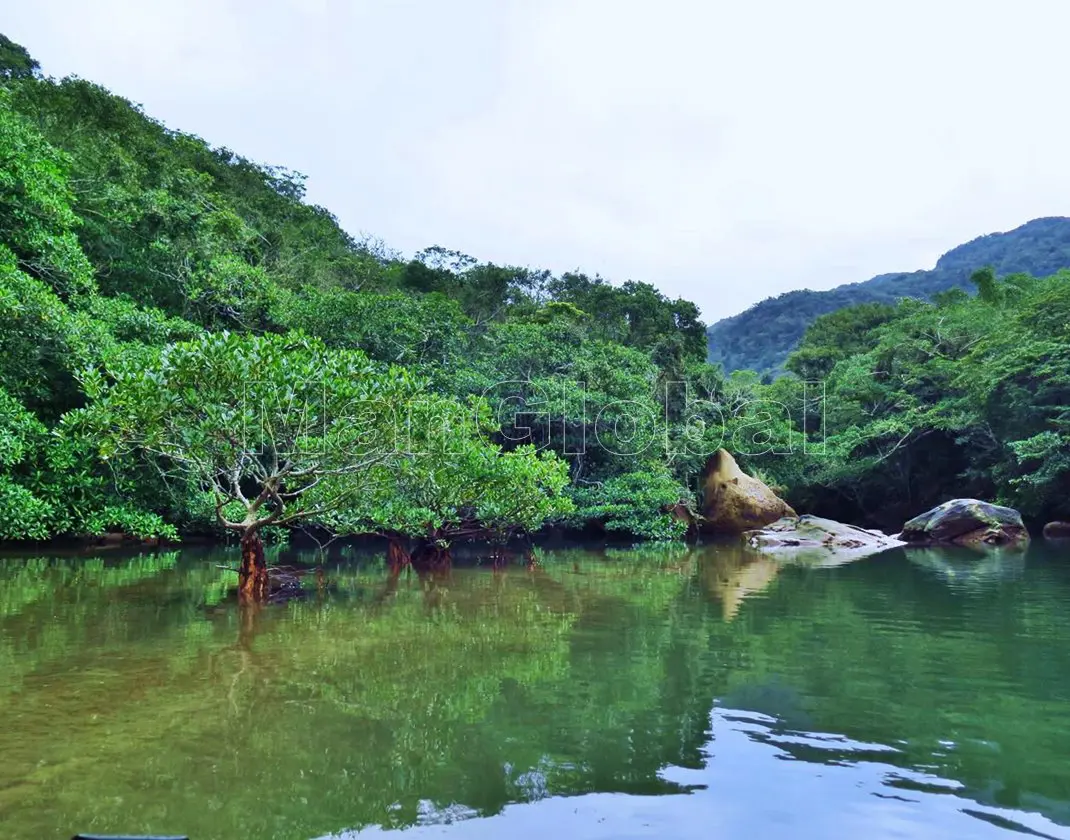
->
<box><xmin>699</xmin><ymin>544</ymin><xmax>781</xmax><ymax>620</ymax></box>
<box><xmin>907</xmin><ymin>546</ymin><xmax>1028</xmax><ymax>590</ymax></box>
<box><xmin>328</xmin><ymin>705</ymin><xmax>1069</xmax><ymax>840</ymax></box>
<box><xmin>1</xmin><ymin>540</ymin><xmax>1070</xmax><ymax>839</ymax></box>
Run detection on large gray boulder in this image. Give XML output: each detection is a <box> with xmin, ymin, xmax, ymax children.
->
<box><xmin>743</xmin><ymin>515</ymin><xmax>904</xmax><ymax>565</ymax></box>
<box><xmin>899</xmin><ymin>499</ymin><xmax>1029</xmax><ymax>548</ymax></box>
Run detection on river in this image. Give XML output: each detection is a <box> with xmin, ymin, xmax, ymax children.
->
<box><xmin>2</xmin><ymin>540</ymin><xmax>1069</xmax><ymax>839</ymax></box>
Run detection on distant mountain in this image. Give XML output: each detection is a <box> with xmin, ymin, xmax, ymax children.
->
<box><xmin>707</xmin><ymin>217</ymin><xmax>1070</xmax><ymax>376</ymax></box>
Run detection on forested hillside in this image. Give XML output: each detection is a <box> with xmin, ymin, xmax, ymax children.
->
<box><xmin>2</xmin><ymin>31</ymin><xmax>1066</xmax><ymax>552</ymax></box>
<box><xmin>760</xmin><ymin>265</ymin><xmax>1070</xmax><ymax>529</ymax></box>
<box><xmin>0</xmin><ymin>34</ymin><xmax>770</xmax><ymax>548</ymax></box>
<box><xmin>707</xmin><ymin>217</ymin><xmax>1070</xmax><ymax>376</ymax></box>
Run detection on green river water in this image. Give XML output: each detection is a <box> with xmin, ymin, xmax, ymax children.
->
<box><xmin>2</xmin><ymin>540</ymin><xmax>1069</xmax><ymax>839</ymax></box>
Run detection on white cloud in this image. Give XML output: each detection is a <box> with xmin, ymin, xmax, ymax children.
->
<box><xmin>6</xmin><ymin>0</ymin><xmax>1070</xmax><ymax>320</ymax></box>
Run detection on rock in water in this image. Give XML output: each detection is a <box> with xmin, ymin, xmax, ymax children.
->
<box><xmin>899</xmin><ymin>499</ymin><xmax>1029</xmax><ymax>547</ymax></box>
<box><xmin>1043</xmin><ymin>521</ymin><xmax>1070</xmax><ymax>540</ymax></box>
<box><xmin>744</xmin><ymin>515</ymin><xmax>904</xmax><ymax>565</ymax></box>
<box><xmin>700</xmin><ymin>449</ymin><xmax>795</xmax><ymax>534</ymax></box>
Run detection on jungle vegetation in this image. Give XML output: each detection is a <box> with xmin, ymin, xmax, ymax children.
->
<box><xmin>763</xmin><ymin>265</ymin><xmax>1070</xmax><ymax>530</ymax></box>
<box><xmin>0</xmin><ymin>34</ymin><xmax>771</xmax><ymax>567</ymax></box>
<box><xmin>1</xmin><ymin>33</ymin><xmax>1067</xmax><ymax>563</ymax></box>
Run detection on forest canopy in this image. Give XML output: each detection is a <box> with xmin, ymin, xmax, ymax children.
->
<box><xmin>0</xmin><ymin>34</ymin><xmax>759</xmax><ymax>548</ymax></box>
<box><xmin>760</xmin><ymin>267</ymin><xmax>1070</xmax><ymax>529</ymax></box>
<box><xmin>0</xmin><ymin>33</ymin><xmax>1066</xmax><ymax>551</ymax></box>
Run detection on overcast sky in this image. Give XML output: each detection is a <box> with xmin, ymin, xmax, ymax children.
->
<box><xmin>7</xmin><ymin>0</ymin><xmax>1070</xmax><ymax>321</ymax></box>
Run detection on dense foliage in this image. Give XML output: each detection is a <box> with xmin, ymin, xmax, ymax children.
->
<box><xmin>707</xmin><ymin>217</ymin><xmax>1070</xmax><ymax>376</ymax></box>
<box><xmin>758</xmin><ymin>268</ymin><xmax>1070</xmax><ymax>529</ymax></box>
<box><xmin>2</xmin><ymin>32</ymin><xmax>1065</xmax><ymax>546</ymax></box>
<box><xmin>0</xmin><ymin>35</ymin><xmax>770</xmax><ymax>546</ymax></box>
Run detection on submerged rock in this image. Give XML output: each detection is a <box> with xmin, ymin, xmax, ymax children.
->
<box><xmin>899</xmin><ymin>499</ymin><xmax>1029</xmax><ymax>548</ymax></box>
<box><xmin>700</xmin><ymin>449</ymin><xmax>795</xmax><ymax>534</ymax></box>
<box><xmin>1043</xmin><ymin>521</ymin><xmax>1070</xmax><ymax>540</ymax></box>
<box><xmin>743</xmin><ymin>515</ymin><xmax>904</xmax><ymax>565</ymax></box>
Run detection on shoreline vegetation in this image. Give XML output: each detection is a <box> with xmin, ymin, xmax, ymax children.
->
<box><xmin>1</xmin><ymin>33</ymin><xmax>1068</xmax><ymax>599</ymax></box>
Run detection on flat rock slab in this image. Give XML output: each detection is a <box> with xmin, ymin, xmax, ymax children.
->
<box><xmin>743</xmin><ymin>515</ymin><xmax>905</xmax><ymax>566</ymax></box>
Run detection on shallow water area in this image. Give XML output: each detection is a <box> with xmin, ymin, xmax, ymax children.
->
<box><xmin>2</xmin><ymin>539</ymin><xmax>1069</xmax><ymax>839</ymax></box>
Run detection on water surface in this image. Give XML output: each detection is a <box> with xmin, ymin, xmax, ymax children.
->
<box><xmin>2</xmin><ymin>540</ymin><xmax>1069</xmax><ymax>839</ymax></box>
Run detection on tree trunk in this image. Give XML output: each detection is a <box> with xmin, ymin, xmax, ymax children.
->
<box><xmin>239</xmin><ymin>528</ymin><xmax>269</xmax><ymax>602</ymax></box>
<box><xmin>388</xmin><ymin>538</ymin><xmax>411</xmax><ymax>572</ymax></box>
<box><xmin>411</xmin><ymin>541</ymin><xmax>451</xmax><ymax>570</ymax></box>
